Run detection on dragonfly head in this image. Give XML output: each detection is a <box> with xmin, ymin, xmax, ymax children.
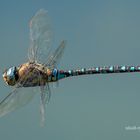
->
<box><xmin>3</xmin><ymin>66</ymin><xmax>19</xmax><ymax>86</ymax></box>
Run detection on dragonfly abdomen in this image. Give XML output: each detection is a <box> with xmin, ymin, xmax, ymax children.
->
<box><xmin>57</xmin><ymin>65</ymin><xmax>140</xmax><ymax>80</ymax></box>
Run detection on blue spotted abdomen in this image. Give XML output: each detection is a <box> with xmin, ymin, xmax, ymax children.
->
<box><xmin>57</xmin><ymin>65</ymin><xmax>140</xmax><ymax>80</ymax></box>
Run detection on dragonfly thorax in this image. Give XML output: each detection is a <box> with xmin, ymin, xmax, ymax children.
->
<box><xmin>3</xmin><ymin>66</ymin><xmax>19</xmax><ymax>86</ymax></box>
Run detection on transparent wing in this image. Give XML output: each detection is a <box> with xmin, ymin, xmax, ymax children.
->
<box><xmin>0</xmin><ymin>64</ymin><xmax>41</xmax><ymax>118</ymax></box>
<box><xmin>0</xmin><ymin>87</ymin><xmax>36</xmax><ymax>117</ymax></box>
<box><xmin>46</xmin><ymin>40</ymin><xmax>66</xmax><ymax>69</ymax></box>
<box><xmin>28</xmin><ymin>9</ymin><xmax>53</xmax><ymax>64</ymax></box>
<box><xmin>40</xmin><ymin>83</ymin><xmax>51</xmax><ymax>126</ymax></box>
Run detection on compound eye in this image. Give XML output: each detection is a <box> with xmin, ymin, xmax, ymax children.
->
<box><xmin>6</xmin><ymin>67</ymin><xmax>16</xmax><ymax>79</ymax></box>
<box><xmin>3</xmin><ymin>67</ymin><xmax>17</xmax><ymax>86</ymax></box>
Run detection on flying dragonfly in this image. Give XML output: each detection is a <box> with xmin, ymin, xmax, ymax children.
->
<box><xmin>2</xmin><ymin>9</ymin><xmax>140</xmax><ymax>126</ymax></box>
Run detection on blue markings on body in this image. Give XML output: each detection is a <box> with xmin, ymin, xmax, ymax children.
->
<box><xmin>57</xmin><ymin>70</ymin><xmax>65</xmax><ymax>80</ymax></box>
<box><xmin>138</xmin><ymin>67</ymin><xmax>140</xmax><ymax>70</ymax></box>
<box><xmin>121</xmin><ymin>66</ymin><xmax>126</xmax><ymax>71</ymax></box>
<box><xmin>52</xmin><ymin>69</ymin><xmax>58</xmax><ymax>81</ymax></box>
<box><xmin>81</xmin><ymin>68</ymin><xmax>85</xmax><ymax>73</ymax></box>
<box><xmin>68</xmin><ymin>70</ymin><xmax>72</xmax><ymax>75</ymax></box>
<box><xmin>130</xmin><ymin>66</ymin><xmax>135</xmax><ymax>71</ymax></box>
<box><xmin>109</xmin><ymin>66</ymin><xmax>113</xmax><ymax>71</ymax></box>
<box><xmin>53</xmin><ymin>69</ymin><xmax>57</xmax><ymax>77</ymax></box>
<box><xmin>95</xmin><ymin>67</ymin><xmax>99</xmax><ymax>72</ymax></box>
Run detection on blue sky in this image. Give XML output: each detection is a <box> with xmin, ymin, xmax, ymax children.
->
<box><xmin>0</xmin><ymin>0</ymin><xmax>140</xmax><ymax>139</ymax></box>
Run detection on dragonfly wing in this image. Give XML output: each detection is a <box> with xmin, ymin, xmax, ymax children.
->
<box><xmin>0</xmin><ymin>65</ymin><xmax>42</xmax><ymax>118</ymax></box>
<box><xmin>28</xmin><ymin>9</ymin><xmax>53</xmax><ymax>64</ymax></box>
<box><xmin>0</xmin><ymin>87</ymin><xmax>36</xmax><ymax>117</ymax></box>
<box><xmin>40</xmin><ymin>83</ymin><xmax>51</xmax><ymax>126</ymax></box>
<box><xmin>46</xmin><ymin>40</ymin><xmax>66</xmax><ymax>69</ymax></box>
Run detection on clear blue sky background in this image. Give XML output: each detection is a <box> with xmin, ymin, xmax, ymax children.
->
<box><xmin>0</xmin><ymin>0</ymin><xmax>140</xmax><ymax>139</ymax></box>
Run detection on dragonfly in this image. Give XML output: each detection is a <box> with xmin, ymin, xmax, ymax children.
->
<box><xmin>1</xmin><ymin>9</ymin><xmax>140</xmax><ymax>125</ymax></box>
